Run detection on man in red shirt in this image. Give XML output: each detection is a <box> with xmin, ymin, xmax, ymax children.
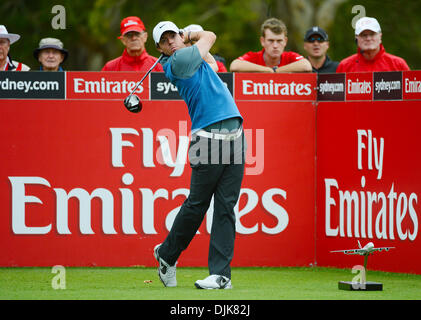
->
<box><xmin>230</xmin><ymin>18</ymin><xmax>311</xmax><ymax>73</ymax></box>
<box><xmin>336</xmin><ymin>17</ymin><xmax>410</xmax><ymax>72</ymax></box>
<box><xmin>102</xmin><ymin>16</ymin><xmax>163</xmax><ymax>72</ymax></box>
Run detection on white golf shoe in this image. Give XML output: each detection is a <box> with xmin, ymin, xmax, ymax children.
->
<box><xmin>194</xmin><ymin>274</ymin><xmax>232</xmax><ymax>289</ymax></box>
<box><xmin>153</xmin><ymin>244</ymin><xmax>177</xmax><ymax>287</ymax></box>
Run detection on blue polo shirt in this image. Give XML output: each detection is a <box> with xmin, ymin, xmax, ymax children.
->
<box><xmin>161</xmin><ymin>46</ymin><xmax>242</xmax><ymax>132</ymax></box>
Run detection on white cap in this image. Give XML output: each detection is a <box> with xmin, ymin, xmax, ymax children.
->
<box><xmin>355</xmin><ymin>17</ymin><xmax>381</xmax><ymax>35</ymax></box>
<box><xmin>153</xmin><ymin>21</ymin><xmax>180</xmax><ymax>45</ymax></box>
<box><xmin>183</xmin><ymin>24</ymin><xmax>204</xmax><ymax>32</ymax></box>
<box><xmin>0</xmin><ymin>25</ymin><xmax>20</xmax><ymax>44</ymax></box>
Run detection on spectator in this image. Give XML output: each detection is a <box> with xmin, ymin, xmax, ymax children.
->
<box><xmin>0</xmin><ymin>25</ymin><xmax>30</xmax><ymax>71</ymax></box>
<box><xmin>33</xmin><ymin>38</ymin><xmax>68</xmax><ymax>71</ymax></box>
<box><xmin>230</xmin><ymin>18</ymin><xmax>311</xmax><ymax>73</ymax></box>
<box><xmin>183</xmin><ymin>24</ymin><xmax>228</xmax><ymax>72</ymax></box>
<box><xmin>303</xmin><ymin>26</ymin><xmax>339</xmax><ymax>73</ymax></box>
<box><xmin>102</xmin><ymin>16</ymin><xmax>163</xmax><ymax>72</ymax></box>
<box><xmin>336</xmin><ymin>17</ymin><xmax>410</xmax><ymax>72</ymax></box>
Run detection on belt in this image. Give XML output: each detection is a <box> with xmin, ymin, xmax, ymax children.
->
<box><xmin>195</xmin><ymin>126</ymin><xmax>243</xmax><ymax>141</ymax></box>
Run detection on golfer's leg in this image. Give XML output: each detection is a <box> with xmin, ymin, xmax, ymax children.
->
<box><xmin>208</xmin><ymin>161</ymin><xmax>245</xmax><ymax>279</ymax></box>
<box><xmin>159</xmin><ymin>163</ymin><xmax>224</xmax><ymax>265</ymax></box>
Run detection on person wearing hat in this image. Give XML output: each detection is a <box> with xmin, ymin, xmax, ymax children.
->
<box><xmin>183</xmin><ymin>24</ymin><xmax>227</xmax><ymax>72</ymax></box>
<box><xmin>303</xmin><ymin>26</ymin><xmax>339</xmax><ymax>73</ymax></box>
<box><xmin>102</xmin><ymin>16</ymin><xmax>163</xmax><ymax>72</ymax></box>
<box><xmin>34</xmin><ymin>38</ymin><xmax>68</xmax><ymax>71</ymax></box>
<box><xmin>336</xmin><ymin>17</ymin><xmax>410</xmax><ymax>72</ymax></box>
<box><xmin>0</xmin><ymin>25</ymin><xmax>30</xmax><ymax>71</ymax></box>
<box><xmin>230</xmin><ymin>18</ymin><xmax>312</xmax><ymax>73</ymax></box>
<box><xmin>151</xmin><ymin>21</ymin><xmax>245</xmax><ymax>290</ymax></box>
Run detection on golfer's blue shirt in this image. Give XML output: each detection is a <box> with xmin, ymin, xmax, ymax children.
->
<box><xmin>161</xmin><ymin>46</ymin><xmax>242</xmax><ymax>133</ymax></box>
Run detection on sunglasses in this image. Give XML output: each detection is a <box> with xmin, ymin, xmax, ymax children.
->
<box><xmin>307</xmin><ymin>36</ymin><xmax>325</xmax><ymax>43</ymax></box>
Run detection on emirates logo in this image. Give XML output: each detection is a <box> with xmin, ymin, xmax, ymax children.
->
<box><xmin>124</xmin><ymin>20</ymin><xmax>138</xmax><ymax>27</ymax></box>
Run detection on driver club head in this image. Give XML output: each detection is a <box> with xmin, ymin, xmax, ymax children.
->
<box><xmin>124</xmin><ymin>94</ymin><xmax>142</xmax><ymax>113</ymax></box>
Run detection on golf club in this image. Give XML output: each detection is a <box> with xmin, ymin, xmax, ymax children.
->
<box><xmin>123</xmin><ymin>54</ymin><xmax>164</xmax><ymax>113</ymax></box>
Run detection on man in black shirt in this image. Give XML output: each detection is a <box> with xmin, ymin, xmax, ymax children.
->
<box><xmin>303</xmin><ymin>26</ymin><xmax>338</xmax><ymax>73</ymax></box>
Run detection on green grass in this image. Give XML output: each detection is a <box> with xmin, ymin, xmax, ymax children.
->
<box><xmin>0</xmin><ymin>266</ymin><xmax>420</xmax><ymax>300</ymax></box>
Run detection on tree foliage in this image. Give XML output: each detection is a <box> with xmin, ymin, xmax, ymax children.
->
<box><xmin>1</xmin><ymin>0</ymin><xmax>420</xmax><ymax>71</ymax></box>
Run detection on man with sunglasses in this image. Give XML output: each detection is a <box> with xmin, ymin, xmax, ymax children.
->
<box><xmin>303</xmin><ymin>26</ymin><xmax>338</xmax><ymax>73</ymax></box>
<box><xmin>102</xmin><ymin>16</ymin><xmax>163</xmax><ymax>72</ymax></box>
<box><xmin>336</xmin><ymin>17</ymin><xmax>409</xmax><ymax>72</ymax></box>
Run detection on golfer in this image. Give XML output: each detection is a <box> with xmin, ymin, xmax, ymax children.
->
<box><xmin>152</xmin><ymin>21</ymin><xmax>245</xmax><ymax>289</ymax></box>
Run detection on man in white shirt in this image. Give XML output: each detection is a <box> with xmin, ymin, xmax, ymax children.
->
<box><xmin>0</xmin><ymin>25</ymin><xmax>30</xmax><ymax>71</ymax></box>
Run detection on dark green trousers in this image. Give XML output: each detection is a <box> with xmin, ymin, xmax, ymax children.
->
<box><xmin>158</xmin><ymin>129</ymin><xmax>245</xmax><ymax>279</ymax></box>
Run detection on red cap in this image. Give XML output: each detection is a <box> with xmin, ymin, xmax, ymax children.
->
<box><xmin>119</xmin><ymin>16</ymin><xmax>146</xmax><ymax>38</ymax></box>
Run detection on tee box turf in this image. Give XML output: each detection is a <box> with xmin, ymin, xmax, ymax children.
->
<box><xmin>338</xmin><ymin>281</ymin><xmax>383</xmax><ymax>291</ymax></box>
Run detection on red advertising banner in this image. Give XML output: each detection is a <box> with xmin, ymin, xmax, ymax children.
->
<box><xmin>0</xmin><ymin>98</ymin><xmax>315</xmax><ymax>267</ymax></box>
<box><xmin>66</xmin><ymin>71</ymin><xmax>150</xmax><ymax>100</ymax></box>
<box><xmin>403</xmin><ymin>71</ymin><xmax>421</xmax><ymax>100</ymax></box>
<box><xmin>234</xmin><ymin>73</ymin><xmax>316</xmax><ymax>101</ymax></box>
<box><xmin>316</xmin><ymin>100</ymin><xmax>421</xmax><ymax>274</ymax></box>
<box><xmin>2</xmin><ymin>71</ymin><xmax>421</xmax><ymax>274</ymax></box>
<box><xmin>345</xmin><ymin>72</ymin><xmax>373</xmax><ymax>101</ymax></box>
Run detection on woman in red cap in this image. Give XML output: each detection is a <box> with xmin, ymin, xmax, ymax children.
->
<box><xmin>102</xmin><ymin>16</ymin><xmax>163</xmax><ymax>72</ymax></box>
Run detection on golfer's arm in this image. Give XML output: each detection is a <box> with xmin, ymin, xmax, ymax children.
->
<box><xmin>229</xmin><ymin>59</ymin><xmax>273</xmax><ymax>73</ymax></box>
<box><xmin>203</xmin><ymin>53</ymin><xmax>218</xmax><ymax>72</ymax></box>
<box><xmin>275</xmin><ymin>58</ymin><xmax>312</xmax><ymax>73</ymax></box>
<box><xmin>188</xmin><ymin>31</ymin><xmax>216</xmax><ymax>56</ymax></box>
<box><xmin>188</xmin><ymin>31</ymin><xmax>218</xmax><ymax>72</ymax></box>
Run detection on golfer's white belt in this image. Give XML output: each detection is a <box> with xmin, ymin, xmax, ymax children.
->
<box><xmin>195</xmin><ymin>126</ymin><xmax>243</xmax><ymax>141</ymax></box>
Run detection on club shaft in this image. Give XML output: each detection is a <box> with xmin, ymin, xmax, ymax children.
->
<box><xmin>129</xmin><ymin>54</ymin><xmax>163</xmax><ymax>96</ymax></box>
